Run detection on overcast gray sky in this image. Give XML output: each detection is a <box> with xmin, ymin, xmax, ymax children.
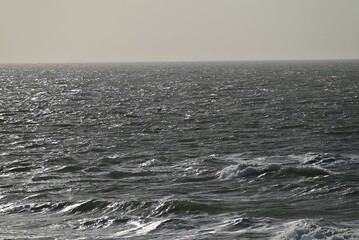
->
<box><xmin>1</xmin><ymin>0</ymin><xmax>359</xmax><ymax>63</ymax></box>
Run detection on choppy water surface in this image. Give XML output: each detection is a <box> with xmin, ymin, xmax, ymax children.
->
<box><xmin>0</xmin><ymin>61</ymin><xmax>358</xmax><ymax>239</ymax></box>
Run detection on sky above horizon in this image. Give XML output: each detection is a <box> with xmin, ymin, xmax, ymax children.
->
<box><xmin>1</xmin><ymin>0</ymin><xmax>359</xmax><ymax>64</ymax></box>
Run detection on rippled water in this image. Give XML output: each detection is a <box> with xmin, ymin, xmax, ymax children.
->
<box><xmin>0</xmin><ymin>61</ymin><xmax>358</xmax><ymax>239</ymax></box>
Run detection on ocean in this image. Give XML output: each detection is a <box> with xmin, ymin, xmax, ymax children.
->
<box><xmin>0</xmin><ymin>61</ymin><xmax>358</xmax><ymax>239</ymax></box>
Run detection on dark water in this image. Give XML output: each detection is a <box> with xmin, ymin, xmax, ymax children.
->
<box><xmin>0</xmin><ymin>61</ymin><xmax>358</xmax><ymax>239</ymax></box>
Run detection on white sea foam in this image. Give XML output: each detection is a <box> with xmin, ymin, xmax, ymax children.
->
<box><xmin>271</xmin><ymin>219</ymin><xmax>359</xmax><ymax>240</ymax></box>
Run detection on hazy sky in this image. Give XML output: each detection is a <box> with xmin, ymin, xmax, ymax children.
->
<box><xmin>1</xmin><ymin>0</ymin><xmax>359</xmax><ymax>63</ymax></box>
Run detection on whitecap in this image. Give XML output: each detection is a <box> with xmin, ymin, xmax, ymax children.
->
<box><xmin>60</xmin><ymin>202</ymin><xmax>83</xmax><ymax>213</ymax></box>
<box><xmin>113</xmin><ymin>219</ymin><xmax>167</xmax><ymax>237</ymax></box>
<box><xmin>140</xmin><ymin>158</ymin><xmax>159</xmax><ymax>167</ymax></box>
<box><xmin>218</xmin><ymin>163</ymin><xmax>280</xmax><ymax>180</ymax></box>
<box><xmin>218</xmin><ymin>165</ymin><xmax>260</xmax><ymax>180</ymax></box>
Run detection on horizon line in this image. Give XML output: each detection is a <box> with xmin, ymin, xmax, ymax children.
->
<box><xmin>1</xmin><ymin>58</ymin><xmax>359</xmax><ymax>65</ymax></box>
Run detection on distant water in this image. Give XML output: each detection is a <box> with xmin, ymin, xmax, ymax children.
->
<box><xmin>0</xmin><ymin>61</ymin><xmax>358</xmax><ymax>239</ymax></box>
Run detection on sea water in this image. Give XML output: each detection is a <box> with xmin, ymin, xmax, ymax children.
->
<box><xmin>0</xmin><ymin>61</ymin><xmax>358</xmax><ymax>239</ymax></box>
